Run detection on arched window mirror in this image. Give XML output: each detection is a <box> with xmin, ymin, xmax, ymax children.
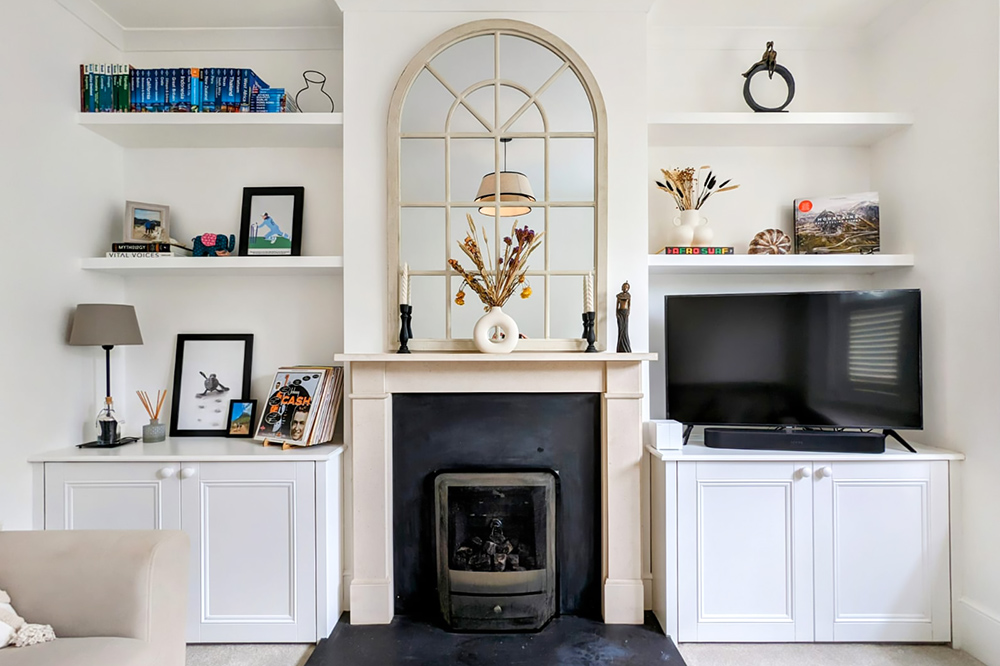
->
<box><xmin>388</xmin><ymin>19</ymin><xmax>608</xmax><ymax>351</ymax></box>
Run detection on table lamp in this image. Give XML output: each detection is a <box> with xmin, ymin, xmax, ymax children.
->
<box><xmin>69</xmin><ymin>304</ymin><xmax>143</xmax><ymax>447</ymax></box>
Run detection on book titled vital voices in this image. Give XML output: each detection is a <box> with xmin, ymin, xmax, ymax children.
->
<box><xmin>793</xmin><ymin>192</ymin><xmax>880</xmax><ymax>254</ymax></box>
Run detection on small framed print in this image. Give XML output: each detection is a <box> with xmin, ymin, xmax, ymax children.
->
<box><xmin>226</xmin><ymin>399</ymin><xmax>258</xmax><ymax>438</ymax></box>
<box><xmin>169</xmin><ymin>334</ymin><xmax>254</xmax><ymax>437</ymax></box>
<box><xmin>125</xmin><ymin>201</ymin><xmax>170</xmax><ymax>244</ymax></box>
<box><xmin>238</xmin><ymin>186</ymin><xmax>304</xmax><ymax>256</ymax></box>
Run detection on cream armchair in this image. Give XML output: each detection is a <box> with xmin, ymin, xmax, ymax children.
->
<box><xmin>0</xmin><ymin>530</ymin><xmax>188</xmax><ymax>666</ymax></box>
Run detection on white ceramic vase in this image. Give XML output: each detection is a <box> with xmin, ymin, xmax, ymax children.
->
<box><xmin>473</xmin><ymin>307</ymin><xmax>519</xmax><ymax>354</ymax></box>
<box><xmin>671</xmin><ymin>209</ymin><xmax>710</xmax><ymax>247</ymax></box>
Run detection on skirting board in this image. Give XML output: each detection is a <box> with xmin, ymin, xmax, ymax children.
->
<box><xmin>957</xmin><ymin>598</ymin><xmax>1000</xmax><ymax>666</ymax></box>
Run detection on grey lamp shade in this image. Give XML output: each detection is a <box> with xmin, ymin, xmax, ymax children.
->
<box><xmin>475</xmin><ymin>171</ymin><xmax>536</xmax><ymax>217</ymax></box>
<box><xmin>69</xmin><ymin>304</ymin><xmax>143</xmax><ymax>347</ymax></box>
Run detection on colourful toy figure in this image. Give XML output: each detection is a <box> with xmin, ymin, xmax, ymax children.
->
<box><xmin>259</xmin><ymin>213</ymin><xmax>290</xmax><ymax>244</ymax></box>
<box><xmin>192</xmin><ymin>233</ymin><xmax>236</xmax><ymax>257</ymax></box>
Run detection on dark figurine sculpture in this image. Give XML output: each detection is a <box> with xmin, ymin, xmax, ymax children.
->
<box><xmin>742</xmin><ymin>41</ymin><xmax>778</xmax><ymax>79</ymax></box>
<box><xmin>742</xmin><ymin>41</ymin><xmax>795</xmax><ymax>113</ymax></box>
<box><xmin>616</xmin><ymin>282</ymin><xmax>631</xmax><ymax>353</ymax></box>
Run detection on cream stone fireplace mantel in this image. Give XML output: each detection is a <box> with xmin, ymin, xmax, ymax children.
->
<box><xmin>334</xmin><ymin>352</ymin><xmax>656</xmax><ymax>625</ymax></box>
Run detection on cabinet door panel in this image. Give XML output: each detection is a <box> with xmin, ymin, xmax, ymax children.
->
<box><xmin>182</xmin><ymin>461</ymin><xmax>316</xmax><ymax>643</ymax></box>
<box><xmin>678</xmin><ymin>461</ymin><xmax>813</xmax><ymax>642</ymax></box>
<box><xmin>814</xmin><ymin>461</ymin><xmax>951</xmax><ymax>642</ymax></box>
<box><xmin>44</xmin><ymin>462</ymin><xmax>180</xmax><ymax>530</ymax></box>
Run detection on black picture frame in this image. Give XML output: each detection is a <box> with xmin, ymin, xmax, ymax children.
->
<box><xmin>170</xmin><ymin>334</ymin><xmax>254</xmax><ymax>437</ymax></box>
<box><xmin>238</xmin><ymin>186</ymin><xmax>304</xmax><ymax>256</ymax></box>
<box><xmin>226</xmin><ymin>399</ymin><xmax>258</xmax><ymax>438</ymax></box>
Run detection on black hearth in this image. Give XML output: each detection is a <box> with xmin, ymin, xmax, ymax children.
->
<box><xmin>435</xmin><ymin>471</ymin><xmax>557</xmax><ymax>631</ymax></box>
<box><xmin>392</xmin><ymin>393</ymin><xmax>601</xmax><ymax>625</ymax></box>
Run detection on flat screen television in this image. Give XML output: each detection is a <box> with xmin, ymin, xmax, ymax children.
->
<box><xmin>664</xmin><ymin>290</ymin><xmax>922</xmax><ymax>429</ymax></box>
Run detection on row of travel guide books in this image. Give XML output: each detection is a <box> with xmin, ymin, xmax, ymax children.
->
<box><xmin>80</xmin><ymin>65</ymin><xmax>296</xmax><ymax>113</ymax></box>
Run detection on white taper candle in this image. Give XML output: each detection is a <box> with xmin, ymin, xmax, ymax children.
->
<box><xmin>400</xmin><ymin>263</ymin><xmax>410</xmax><ymax>305</ymax></box>
<box><xmin>584</xmin><ymin>272</ymin><xmax>594</xmax><ymax>313</ymax></box>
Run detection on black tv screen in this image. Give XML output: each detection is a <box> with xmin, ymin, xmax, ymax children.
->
<box><xmin>665</xmin><ymin>290</ymin><xmax>922</xmax><ymax>429</ymax></box>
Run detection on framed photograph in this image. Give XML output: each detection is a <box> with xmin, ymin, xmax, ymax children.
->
<box><xmin>226</xmin><ymin>399</ymin><xmax>258</xmax><ymax>438</ymax></box>
<box><xmin>238</xmin><ymin>186</ymin><xmax>304</xmax><ymax>257</ymax></box>
<box><xmin>169</xmin><ymin>334</ymin><xmax>254</xmax><ymax>437</ymax></box>
<box><xmin>125</xmin><ymin>201</ymin><xmax>170</xmax><ymax>244</ymax></box>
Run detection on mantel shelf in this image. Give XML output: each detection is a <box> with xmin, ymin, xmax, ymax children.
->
<box><xmin>77</xmin><ymin>112</ymin><xmax>344</xmax><ymax>148</ymax></box>
<box><xmin>648</xmin><ymin>112</ymin><xmax>913</xmax><ymax>147</ymax></box>
<box><xmin>81</xmin><ymin>255</ymin><xmax>343</xmax><ymax>276</ymax></box>
<box><xmin>335</xmin><ymin>352</ymin><xmax>657</xmax><ymax>363</ymax></box>
<box><xmin>648</xmin><ymin>253</ymin><xmax>914</xmax><ymax>275</ymax></box>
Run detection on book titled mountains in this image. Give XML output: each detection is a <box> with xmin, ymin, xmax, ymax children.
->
<box><xmin>794</xmin><ymin>192</ymin><xmax>880</xmax><ymax>254</ymax></box>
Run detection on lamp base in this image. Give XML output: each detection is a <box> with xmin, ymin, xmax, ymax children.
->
<box><xmin>77</xmin><ymin>437</ymin><xmax>139</xmax><ymax>449</ymax></box>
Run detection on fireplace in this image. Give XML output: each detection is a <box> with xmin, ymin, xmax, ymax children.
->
<box><xmin>435</xmin><ymin>471</ymin><xmax>557</xmax><ymax>631</ymax></box>
<box><xmin>339</xmin><ymin>353</ymin><xmax>652</xmax><ymax>626</ymax></box>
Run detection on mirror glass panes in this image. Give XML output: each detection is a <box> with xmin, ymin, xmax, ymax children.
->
<box><xmin>398</xmin><ymin>28</ymin><xmax>599</xmax><ymax>345</ymax></box>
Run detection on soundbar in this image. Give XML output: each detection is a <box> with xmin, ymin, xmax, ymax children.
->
<box><xmin>704</xmin><ymin>428</ymin><xmax>886</xmax><ymax>454</ymax></box>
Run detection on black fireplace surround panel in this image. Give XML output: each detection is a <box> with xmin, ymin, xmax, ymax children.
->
<box><xmin>392</xmin><ymin>393</ymin><xmax>602</xmax><ymax>620</ymax></box>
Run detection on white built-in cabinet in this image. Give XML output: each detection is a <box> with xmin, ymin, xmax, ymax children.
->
<box><xmin>650</xmin><ymin>443</ymin><xmax>961</xmax><ymax>644</ymax></box>
<box><xmin>32</xmin><ymin>440</ymin><xmax>344</xmax><ymax>643</ymax></box>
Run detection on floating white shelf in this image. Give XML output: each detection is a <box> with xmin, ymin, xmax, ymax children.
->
<box><xmin>77</xmin><ymin>112</ymin><xmax>344</xmax><ymax>148</ymax></box>
<box><xmin>648</xmin><ymin>253</ymin><xmax>914</xmax><ymax>275</ymax></box>
<box><xmin>648</xmin><ymin>112</ymin><xmax>913</xmax><ymax>147</ymax></box>
<box><xmin>81</xmin><ymin>255</ymin><xmax>344</xmax><ymax>277</ymax></box>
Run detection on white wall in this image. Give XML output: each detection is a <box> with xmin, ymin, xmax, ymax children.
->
<box><xmin>342</xmin><ymin>10</ymin><xmax>649</xmax><ymax>354</ymax></box>
<box><xmin>870</xmin><ymin>0</ymin><xmax>1000</xmax><ymax>661</ymax></box>
<box><xmin>0</xmin><ymin>0</ymin><xmax>124</xmax><ymax>529</ymax></box>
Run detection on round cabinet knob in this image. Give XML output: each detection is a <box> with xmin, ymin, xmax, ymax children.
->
<box><xmin>493</xmin><ymin>605</ymin><xmax>503</xmax><ymax>615</ymax></box>
<box><xmin>179</xmin><ymin>467</ymin><xmax>197</xmax><ymax>479</ymax></box>
<box><xmin>157</xmin><ymin>467</ymin><xmax>175</xmax><ymax>479</ymax></box>
<box><xmin>795</xmin><ymin>467</ymin><xmax>809</xmax><ymax>481</ymax></box>
<box><xmin>817</xmin><ymin>466</ymin><xmax>833</xmax><ymax>479</ymax></box>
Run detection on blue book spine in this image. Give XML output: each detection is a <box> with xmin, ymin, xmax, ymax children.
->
<box><xmin>191</xmin><ymin>68</ymin><xmax>201</xmax><ymax>112</ymax></box>
<box><xmin>201</xmin><ymin>69</ymin><xmax>212</xmax><ymax>112</ymax></box>
<box><xmin>97</xmin><ymin>64</ymin><xmax>106</xmax><ymax>111</ymax></box>
<box><xmin>151</xmin><ymin>68</ymin><xmax>160</xmax><ymax>112</ymax></box>
<box><xmin>168</xmin><ymin>68</ymin><xmax>177</xmax><ymax>111</ymax></box>
<box><xmin>239</xmin><ymin>68</ymin><xmax>250</xmax><ymax>112</ymax></box>
<box><xmin>86</xmin><ymin>64</ymin><xmax>96</xmax><ymax>112</ymax></box>
<box><xmin>142</xmin><ymin>69</ymin><xmax>152</xmax><ymax>112</ymax></box>
<box><xmin>226</xmin><ymin>68</ymin><xmax>237</xmax><ymax>112</ymax></box>
<box><xmin>128</xmin><ymin>66</ymin><xmax>136</xmax><ymax>112</ymax></box>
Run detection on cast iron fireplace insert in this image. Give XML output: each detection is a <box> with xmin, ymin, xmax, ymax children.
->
<box><xmin>434</xmin><ymin>471</ymin><xmax>557</xmax><ymax>632</ymax></box>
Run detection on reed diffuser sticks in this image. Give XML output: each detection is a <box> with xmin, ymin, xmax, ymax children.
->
<box><xmin>137</xmin><ymin>390</ymin><xmax>166</xmax><ymax>422</ymax></box>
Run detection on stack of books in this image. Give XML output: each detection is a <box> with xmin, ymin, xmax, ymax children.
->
<box><xmin>79</xmin><ymin>65</ymin><xmax>297</xmax><ymax>113</ymax></box>
<box><xmin>255</xmin><ymin>366</ymin><xmax>344</xmax><ymax>448</ymax></box>
<box><xmin>105</xmin><ymin>242</ymin><xmax>179</xmax><ymax>258</ymax></box>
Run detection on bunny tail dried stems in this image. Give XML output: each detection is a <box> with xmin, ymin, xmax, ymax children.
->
<box><xmin>657</xmin><ymin>165</ymin><xmax>739</xmax><ymax>211</ymax></box>
<box><xmin>449</xmin><ymin>214</ymin><xmax>543</xmax><ymax>309</ymax></box>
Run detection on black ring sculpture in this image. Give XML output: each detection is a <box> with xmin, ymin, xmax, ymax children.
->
<box><xmin>743</xmin><ymin>63</ymin><xmax>795</xmax><ymax>112</ymax></box>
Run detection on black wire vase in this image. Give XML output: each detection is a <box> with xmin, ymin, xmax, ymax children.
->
<box><xmin>294</xmin><ymin>70</ymin><xmax>335</xmax><ymax>113</ymax></box>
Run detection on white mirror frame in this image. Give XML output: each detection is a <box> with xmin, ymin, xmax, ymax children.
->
<box><xmin>387</xmin><ymin>19</ymin><xmax>608</xmax><ymax>352</ymax></box>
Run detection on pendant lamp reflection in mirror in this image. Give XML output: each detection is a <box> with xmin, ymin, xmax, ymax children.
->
<box><xmin>475</xmin><ymin>137</ymin><xmax>535</xmax><ymax>217</ymax></box>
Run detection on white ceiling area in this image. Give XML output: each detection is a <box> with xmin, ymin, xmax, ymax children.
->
<box><xmin>90</xmin><ymin>0</ymin><xmax>342</xmax><ymax>29</ymax></box>
<box><xmin>649</xmin><ymin>0</ymin><xmax>914</xmax><ymax>28</ymax></box>
<box><xmin>71</xmin><ymin>0</ymin><xmax>924</xmax><ymax>33</ymax></box>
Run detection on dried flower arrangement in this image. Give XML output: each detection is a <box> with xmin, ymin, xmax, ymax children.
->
<box><xmin>656</xmin><ymin>166</ymin><xmax>739</xmax><ymax>210</ymax></box>
<box><xmin>448</xmin><ymin>214</ymin><xmax>543</xmax><ymax>310</ymax></box>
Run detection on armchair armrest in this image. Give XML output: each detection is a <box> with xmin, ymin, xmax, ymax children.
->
<box><xmin>0</xmin><ymin>530</ymin><xmax>188</xmax><ymax>662</ymax></box>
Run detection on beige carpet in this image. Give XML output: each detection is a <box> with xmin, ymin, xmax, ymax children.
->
<box><xmin>679</xmin><ymin>643</ymin><xmax>987</xmax><ymax>666</ymax></box>
<box><xmin>186</xmin><ymin>644</ymin><xmax>313</xmax><ymax>666</ymax></box>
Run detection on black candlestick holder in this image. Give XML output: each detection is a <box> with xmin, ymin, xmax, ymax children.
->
<box><xmin>582</xmin><ymin>311</ymin><xmax>597</xmax><ymax>353</ymax></box>
<box><xmin>397</xmin><ymin>304</ymin><xmax>413</xmax><ymax>354</ymax></box>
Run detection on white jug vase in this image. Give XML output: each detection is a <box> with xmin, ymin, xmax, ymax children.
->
<box><xmin>673</xmin><ymin>209</ymin><xmax>714</xmax><ymax>247</ymax></box>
